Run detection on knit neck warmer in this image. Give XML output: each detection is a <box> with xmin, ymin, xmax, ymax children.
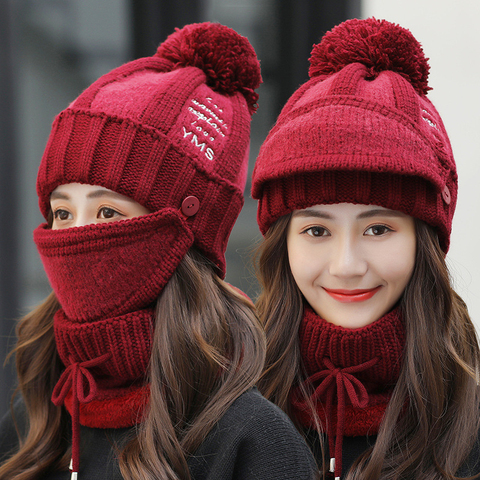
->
<box><xmin>33</xmin><ymin>208</ymin><xmax>194</xmax><ymax>475</ymax></box>
<box><xmin>291</xmin><ymin>306</ymin><xmax>405</xmax><ymax>479</ymax></box>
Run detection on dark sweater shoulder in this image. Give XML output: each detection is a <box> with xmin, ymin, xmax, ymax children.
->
<box><xmin>0</xmin><ymin>390</ymin><xmax>318</xmax><ymax>480</ymax></box>
<box><xmin>188</xmin><ymin>387</ymin><xmax>318</xmax><ymax>480</ymax></box>
<box><xmin>457</xmin><ymin>432</ymin><xmax>480</xmax><ymax>477</ymax></box>
<box><xmin>306</xmin><ymin>428</ymin><xmax>480</xmax><ymax>477</ymax></box>
<box><xmin>0</xmin><ymin>398</ymin><xmax>129</xmax><ymax>480</ymax></box>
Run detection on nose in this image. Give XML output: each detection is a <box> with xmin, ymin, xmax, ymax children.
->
<box><xmin>328</xmin><ymin>234</ymin><xmax>367</xmax><ymax>279</ymax></box>
<box><xmin>71</xmin><ymin>211</ymin><xmax>92</xmax><ymax>228</ymax></box>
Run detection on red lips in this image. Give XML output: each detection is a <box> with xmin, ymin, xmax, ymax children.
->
<box><xmin>323</xmin><ymin>286</ymin><xmax>381</xmax><ymax>303</ymax></box>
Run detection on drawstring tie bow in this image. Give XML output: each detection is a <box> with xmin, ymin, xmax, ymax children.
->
<box><xmin>52</xmin><ymin>353</ymin><xmax>111</xmax><ymax>479</ymax></box>
<box><xmin>304</xmin><ymin>356</ymin><xmax>379</xmax><ymax>479</ymax></box>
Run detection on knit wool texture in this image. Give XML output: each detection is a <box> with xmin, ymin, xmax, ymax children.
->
<box><xmin>34</xmin><ymin>209</ymin><xmax>195</xmax><ymax>428</ymax></box>
<box><xmin>62</xmin><ymin>384</ymin><xmax>150</xmax><ymax>429</ymax></box>
<box><xmin>251</xmin><ymin>18</ymin><xmax>457</xmax><ymax>252</ymax></box>
<box><xmin>37</xmin><ymin>22</ymin><xmax>262</xmax><ymax>276</ymax></box>
<box><xmin>34</xmin><ymin>209</ymin><xmax>193</xmax><ymax>322</ymax></box>
<box><xmin>291</xmin><ymin>306</ymin><xmax>405</xmax><ymax>478</ymax></box>
<box><xmin>292</xmin><ymin>306</ymin><xmax>405</xmax><ymax>432</ymax></box>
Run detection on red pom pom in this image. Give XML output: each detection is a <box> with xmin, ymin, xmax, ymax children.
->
<box><xmin>156</xmin><ymin>22</ymin><xmax>262</xmax><ymax>114</ymax></box>
<box><xmin>309</xmin><ymin>18</ymin><xmax>431</xmax><ymax>95</ymax></box>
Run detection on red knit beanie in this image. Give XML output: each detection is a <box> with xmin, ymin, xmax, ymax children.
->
<box><xmin>252</xmin><ymin>18</ymin><xmax>456</xmax><ymax>252</ymax></box>
<box><xmin>37</xmin><ymin>22</ymin><xmax>262</xmax><ymax>276</ymax></box>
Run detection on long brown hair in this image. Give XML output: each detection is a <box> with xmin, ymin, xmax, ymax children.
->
<box><xmin>255</xmin><ymin>215</ymin><xmax>480</xmax><ymax>479</ymax></box>
<box><xmin>1</xmin><ymin>248</ymin><xmax>266</xmax><ymax>480</ymax></box>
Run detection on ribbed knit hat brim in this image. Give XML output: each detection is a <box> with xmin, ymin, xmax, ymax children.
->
<box><xmin>252</xmin><ymin>20</ymin><xmax>457</xmax><ymax>251</ymax></box>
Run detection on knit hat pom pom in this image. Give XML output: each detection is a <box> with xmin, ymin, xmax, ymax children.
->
<box><xmin>156</xmin><ymin>22</ymin><xmax>261</xmax><ymax>113</ymax></box>
<box><xmin>309</xmin><ymin>17</ymin><xmax>431</xmax><ymax>95</ymax></box>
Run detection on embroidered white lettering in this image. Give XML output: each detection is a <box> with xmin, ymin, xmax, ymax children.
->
<box><xmin>205</xmin><ymin>148</ymin><xmax>214</xmax><ymax>161</ymax></box>
<box><xmin>191</xmin><ymin>134</ymin><xmax>206</xmax><ymax>151</ymax></box>
<box><xmin>191</xmin><ymin>100</ymin><xmax>225</xmax><ymax>125</ymax></box>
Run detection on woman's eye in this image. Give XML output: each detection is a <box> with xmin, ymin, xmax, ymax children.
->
<box><xmin>98</xmin><ymin>207</ymin><xmax>121</xmax><ymax>219</ymax></box>
<box><xmin>53</xmin><ymin>209</ymin><xmax>72</xmax><ymax>221</ymax></box>
<box><xmin>364</xmin><ymin>225</ymin><xmax>392</xmax><ymax>236</ymax></box>
<box><xmin>304</xmin><ymin>226</ymin><xmax>329</xmax><ymax>237</ymax></box>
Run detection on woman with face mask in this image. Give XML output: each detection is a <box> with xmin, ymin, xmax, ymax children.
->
<box><xmin>0</xmin><ymin>22</ymin><xmax>317</xmax><ymax>480</ymax></box>
<box><xmin>252</xmin><ymin>18</ymin><xmax>480</xmax><ymax>480</ymax></box>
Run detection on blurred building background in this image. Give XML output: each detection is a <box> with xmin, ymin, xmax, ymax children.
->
<box><xmin>1</xmin><ymin>0</ymin><xmax>479</xmax><ymax>418</ymax></box>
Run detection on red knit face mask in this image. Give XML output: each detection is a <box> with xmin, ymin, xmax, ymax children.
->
<box><xmin>34</xmin><ymin>208</ymin><xmax>194</xmax><ymax>322</ymax></box>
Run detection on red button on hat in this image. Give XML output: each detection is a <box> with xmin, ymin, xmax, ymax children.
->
<box><xmin>442</xmin><ymin>186</ymin><xmax>451</xmax><ymax>205</ymax></box>
<box><xmin>181</xmin><ymin>196</ymin><xmax>200</xmax><ymax>216</ymax></box>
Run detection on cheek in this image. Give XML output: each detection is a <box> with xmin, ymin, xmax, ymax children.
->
<box><xmin>129</xmin><ymin>203</ymin><xmax>151</xmax><ymax>218</ymax></box>
<box><xmin>378</xmin><ymin>238</ymin><xmax>416</xmax><ymax>290</ymax></box>
<box><xmin>287</xmin><ymin>241</ymin><xmax>325</xmax><ymax>288</ymax></box>
<box><xmin>288</xmin><ymin>237</ymin><xmax>309</xmax><ymax>284</ymax></box>
<box><xmin>288</xmin><ymin>244</ymin><xmax>307</xmax><ymax>284</ymax></box>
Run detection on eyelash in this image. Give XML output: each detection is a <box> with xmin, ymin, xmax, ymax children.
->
<box><xmin>302</xmin><ymin>226</ymin><xmax>330</xmax><ymax>237</ymax></box>
<box><xmin>52</xmin><ymin>206</ymin><xmax>124</xmax><ymax>220</ymax></box>
<box><xmin>364</xmin><ymin>224</ymin><xmax>394</xmax><ymax>236</ymax></box>
<box><xmin>97</xmin><ymin>206</ymin><xmax>122</xmax><ymax>219</ymax></box>
<box><xmin>301</xmin><ymin>224</ymin><xmax>394</xmax><ymax>237</ymax></box>
<box><xmin>53</xmin><ymin>209</ymin><xmax>71</xmax><ymax>221</ymax></box>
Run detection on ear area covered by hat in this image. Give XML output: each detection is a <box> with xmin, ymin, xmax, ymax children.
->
<box><xmin>37</xmin><ymin>22</ymin><xmax>262</xmax><ymax>276</ymax></box>
<box><xmin>252</xmin><ymin>17</ymin><xmax>456</xmax><ymax>252</ymax></box>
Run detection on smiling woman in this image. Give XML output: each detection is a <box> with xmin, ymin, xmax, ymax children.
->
<box><xmin>252</xmin><ymin>18</ymin><xmax>480</xmax><ymax>480</ymax></box>
<box><xmin>287</xmin><ymin>204</ymin><xmax>416</xmax><ymax>329</ymax></box>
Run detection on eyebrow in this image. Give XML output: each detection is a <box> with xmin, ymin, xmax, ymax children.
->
<box><xmin>356</xmin><ymin>209</ymin><xmax>406</xmax><ymax>219</ymax></box>
<box><xmin>86</xmin><ymin>190</ymin><xmax>133</xmax><ymax>202</ymax></box>
<box><xmin>50</xmin><ymin>189</ymin><xmax>135</xmax><ymax>203</ymax></box>
<box><xmin>50</xmin><ymin>191</ymin><xmax>69</xmax><ymax>201</ymax></box>
<box><xmin>292</xmin><ymin>209</ymin><xmax>333</xmax><ymax>220</ymax></box>
<box><xmin>292</xmin><ymin>207</ymin><xmax>406</xmax><ymax>220</ymax></box>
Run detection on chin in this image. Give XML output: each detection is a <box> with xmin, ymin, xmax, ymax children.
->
<box><xmin>325</xmin><ymin>316</ymin><xmax>378</xmax><ymax>329</ymax></box>
<box><xmin>315</xmin><ymin>303</ymin><xmax>387</xmax><ymax>329</ymax></box>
